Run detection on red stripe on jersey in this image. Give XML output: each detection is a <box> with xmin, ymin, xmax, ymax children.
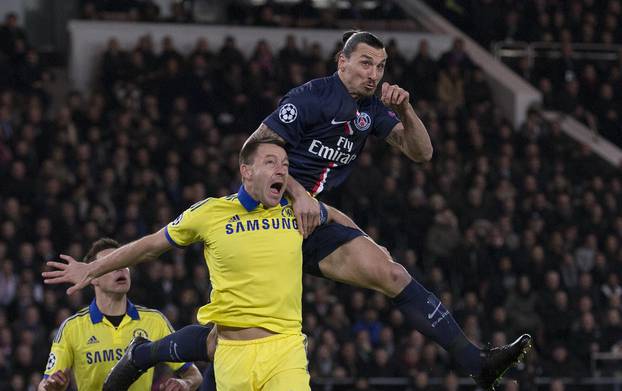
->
<box><xmin>344</xmin><ymin>122</ymin><xmax>353</xmax><ymax>135</ymax></box>
<box><xmin>311</xmin><ymin>162</ymin><xmax>336</xmax><ymax>196</ymax></box>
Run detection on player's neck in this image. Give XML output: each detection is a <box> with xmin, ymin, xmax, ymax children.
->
<box><xmin>95</xmin><ymin>292</ymin><xmax>127</xmax><ymax>316</ymax></box>
<box><xmin>337</xmin><ymin>71</ymin><xmax>361</xmax><ymax>100</ymax></box>
<box><xmin>242</xmin><ymin>183</ymin><xmax>262</xmax><ymax>204</ymax></box>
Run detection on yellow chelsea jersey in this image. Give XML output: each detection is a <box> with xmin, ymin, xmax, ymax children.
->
<box><xmin>165</xmin><ymin>185</ymin><xmax>303</xmax><ymax>335</ymax></box>
<box><xmin>43</xmin><ymin>300</ymin><xmax>190</xmax><ymax>391</ymax></box>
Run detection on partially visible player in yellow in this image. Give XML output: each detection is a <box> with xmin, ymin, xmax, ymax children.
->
<box><xmin>38</xmin><ymin>238</ymin><xmax>202</xmax><ymax>391</ymax></box>
<box><xmin>42</xmin><ymin>140</ymin><xmax>354</xmax><ymax>391</ymax></box>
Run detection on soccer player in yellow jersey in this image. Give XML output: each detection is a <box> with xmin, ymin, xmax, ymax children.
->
<box><xmin>42</xmin><ymin>140</ymin><xmax>353</xmax><ymax>390</ymax></box>
<box><xmin>38</xmin><ymin>238</ymin><xmax>202</xmax><ymax>391</ymax></box>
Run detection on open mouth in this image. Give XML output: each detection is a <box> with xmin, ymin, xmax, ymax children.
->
<box><xmin>115</xmin><ymin>276</ymin><xmax>128</xmax><ymax>284</ymax></box>
<box><xmin>269</xmin><ymin>182</ymin><xmax>283</xmax><ymax>196</ymax></box>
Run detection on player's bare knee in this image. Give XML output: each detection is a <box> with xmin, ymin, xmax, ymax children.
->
<box><xmin>374</xmin><ymin>260</ymin><xmax>411</xmax><ymax>297</ymax></box>
<box><xmin>388</xmin><ymin>262</ymin><xmax>411</xmax><ymax>287</ymax></box>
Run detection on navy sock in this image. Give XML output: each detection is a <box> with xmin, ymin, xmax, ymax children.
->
<box><xmin>392</xmin><ymin>279</ymin><xmax>482</xmax><ymax>375</ymax></box>
<box><xmin>132</xmin><ymin>324</ymin><xmax>211</xmax><ymax>370</ymax></box>
<box><xmin>199</xmin><ymin>362</ymin><xmax>216</xmax><ymax>391</ymax></box>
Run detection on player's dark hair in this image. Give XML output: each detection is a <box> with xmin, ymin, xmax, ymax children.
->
<box><xmin>339</xmin><ymin>30</ymin><xmax>384</xmax><ymax>60</ymax></box>
<box><xmin>239</xmin><ymin>138</ymin><xmax>286</xmax><ymax>165</ymax></box>
<box><xmin>83</xmin><ymin>238</ymin><xmax>120</xmax><ymax>263</ymax></box>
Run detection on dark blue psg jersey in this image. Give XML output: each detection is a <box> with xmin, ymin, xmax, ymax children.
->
<box><xmin>263</xmin><ymin>73</ymin><xmax>401</xmax><ymax>195</ymax></box>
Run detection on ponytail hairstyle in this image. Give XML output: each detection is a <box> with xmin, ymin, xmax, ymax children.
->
<box><xmin>335</xmin><ymin>30</ymin><xmax>384</xmax><ymax>62</ymax></box>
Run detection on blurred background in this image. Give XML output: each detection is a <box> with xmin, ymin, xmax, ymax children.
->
<box><xmin>0</xmin><ymin>0</ymin><xmax>622</xmax><ymax>390</ymax></box>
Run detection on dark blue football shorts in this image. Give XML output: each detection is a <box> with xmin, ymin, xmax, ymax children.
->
<box><xmin>302</xmin><ymin>222</ymin><xmax>366</xmax><ymax>277</ymax></box>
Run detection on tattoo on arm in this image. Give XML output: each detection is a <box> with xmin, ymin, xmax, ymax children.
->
<box><xmin>246</xmin><ymin>123</ymin><xmax>285</xmax><ymax>144</ymax></box>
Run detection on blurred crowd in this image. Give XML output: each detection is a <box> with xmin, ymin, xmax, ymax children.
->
<box><xmin>79</xmin><ymin>0</ymin><xmax>414</xmax><ymax>30</ymax></box>
<box><xmin>80</xmin><ymin>0</ymin><xmax>188</xmax><ymax>22</ymax></box>
<box><xmin>426</xmin><ymin>0</ymin><xmax>622</xmax><ymax>47</ymax></box>
<box><xmin>428</xmin><ymin>0</ymin><xmax>622</xmax><ymax>148</ymax></box>
<box><xmin>1</xmin><ymin>11</ymin><xmax>622</xmax><ymax>391</ymax></box>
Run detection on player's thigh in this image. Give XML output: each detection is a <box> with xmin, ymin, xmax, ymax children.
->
<box><xmin>318</xmin><ymin>235</ymin><xmax>411</xmax><ymax>297</ymax></box>
<box><xmin>214</xmin><ymin>342</ymin><xmax>255</xmax><ymax>391</ymax></box>
<box><xmin>262</xmin><ymin>368</ymin><xmax>310</xmax><ymax>391</ymax></box>
<box><xmin>261</xmin><ymin>335</ymin><xmax>310</xmax><ymax>391</ymax></box>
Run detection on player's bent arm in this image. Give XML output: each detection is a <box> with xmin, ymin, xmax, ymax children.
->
<box><xmin>245</xmin><ymin>123</ymin><xmax>321</xmax><ymax>237</ymax></box>
<box><xmin>285</xmin><ymin>172</ymin><xmax>311</xmax><ymax>200</ymax></box>
<box><xmin>244</xmin><ymin>123</ymin><xmax>286</xmax><ymax>147</ymax></box>
<box><xmin>386</xmin><ymin>106</ymin><xmax>433</xmax><ymax>162</ymax></box>
<box><xmin>176</xmin><ymin>364</ymin><xmax>202</xmax><ymax>391</ymax></box>
<box><xmin>88</xmin><ymin>229</ymin><xmax>172</xmax><ymax>279</ymax></box>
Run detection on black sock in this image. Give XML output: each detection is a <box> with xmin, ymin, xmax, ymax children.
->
<box><xmin>392</xmin><ymin>279</ymin><xmax>482</xmax><ymax>375</ymax></box>
<box><xmin>132</xmin><ymin>324</ymin><xmax>211</xmax><ymax>370</ymax></box>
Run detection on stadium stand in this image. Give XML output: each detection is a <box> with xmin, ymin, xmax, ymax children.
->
<box><xmin>1</xmin><ymin>2</ymin><xmax>622</xmax><ymax>391</ymax></box>
<box><xmin>79</xmin><ymin>0</ymin><xmax>417</xmax><ymax>30</ymax></box>
<box><xmin>427</xmin><ymin>0</ymin><xmax>622</xmax><ymax>148</ymax></box>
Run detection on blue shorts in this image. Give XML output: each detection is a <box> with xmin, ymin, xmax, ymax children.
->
<box><xmin>302</xmin><ymin>222</ymin><xmax>366</xmax><ymax>277</ymax></box>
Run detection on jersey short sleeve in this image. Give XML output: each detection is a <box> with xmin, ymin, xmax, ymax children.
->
<box><xmin>43</xmin><ymin>323</ymin><xmax>74</xmax><ymax>377</ymax></box>
<box><xmin>372</xmin><ymin>102</ymin><xmax>401</xmax><ymax>139</ymax></box>
<box><xmin>262</xmin><ymin>90</ymin><xmax>318</xmax><ymax>147</ymax></box>
<box><xmin>165</xmin><ymin>198</ymin><xmax>212</xmax><ymax>247</ymax></box>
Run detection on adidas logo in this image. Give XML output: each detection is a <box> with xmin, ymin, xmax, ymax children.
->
<box><xmin>228</xmin><ymin>215</ymin><xmax>241</xmax><ymax>223</ymax></box>
<box><xmin>87</xmin><ymin>335</ymin><xmax>99</xmax><ymax>345</ymax></box>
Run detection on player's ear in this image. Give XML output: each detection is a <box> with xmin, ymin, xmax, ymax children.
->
<box><xmin>337</xmin><ymin>52</ymin><xmax>347</xmax><ymax>71</ymax></box>
<box><xmin>240</xmin><ymin>163</ymin><xmax>252</xmax><ymax>180</ymax></box>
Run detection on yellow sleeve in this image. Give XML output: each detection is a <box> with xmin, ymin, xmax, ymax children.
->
<box><xmin>43</xmin><ymin>321</ymin><xmax>74</xmax><ymax>377</ymax></box>
<box><xmin>154</xmin><ymin>313</ymin><xmax>193</xmax><ymax>373</ymax></box>
<box><xmin>165</xmin><ymin>198</ymin><xmax>212</xmax><ymax>247</ymax></box>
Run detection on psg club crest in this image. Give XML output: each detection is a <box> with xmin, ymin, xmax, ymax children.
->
<box><xmin>354</xmin><ymin>112</ymin><xmax>371</xmax><ymax>131</ymax></box>
<box><xmin>279</xmin><ymin>103</ymin><xmax>297</xmax><ymax>123</ymax></box>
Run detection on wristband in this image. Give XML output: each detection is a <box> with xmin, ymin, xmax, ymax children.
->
<box><xmin>318</xmin><ymin>202</ymin><xmax>328</xmax><ymax>225</ymax></box>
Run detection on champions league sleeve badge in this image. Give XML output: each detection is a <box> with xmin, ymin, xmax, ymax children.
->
<box><xmin>46</xmin><ymin>352</ymin><xmax>57</xmax><ymax>371</ymax></box>
<box><xmin>278</xmin><ymin>103</ymin><xmax>298</xmax><ymax>123</ymax></box>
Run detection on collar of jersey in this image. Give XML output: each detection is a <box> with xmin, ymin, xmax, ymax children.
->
<box><xmin>330</xmin><ymin>72</ymin><xmax>372</xmax><ymax>121</ymax></box>
<box><xmin>89</xmin><ymin>298</ymin><xmax>140</xmax><ymax>324</ymax></box>
<box><xmin>237</xmin><ymin>185</ymin><xmax>288</xmax><ymax>212</ymax></box>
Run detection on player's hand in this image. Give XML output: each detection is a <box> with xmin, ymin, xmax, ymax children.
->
<box><xmin>160</xmin><ymin>378</ymin><xmax>191</xmax><ymax>391</ymax></box>
<box><xmin>292</xmin><ymin>192</ymin><xmax>320</xmax><ymax>238</ymax></box>
<box><xmin>206</xmin><ymin>325</ymin><xmax>217</xmax><ymax>362</ymax></box>
<box><xmin>42</xmin><ymin>254</ymin><xmax>94</xmax><ymax>295</ymax></box>
<box><xmin>380</xmin><ymin>82</ymin><xmax>410</xmax><ymax>113</ymax></box>
<box><xmin>40</xmin><ymin>370</ymin><xmax>69</xmax><ymax>391</ymax></box>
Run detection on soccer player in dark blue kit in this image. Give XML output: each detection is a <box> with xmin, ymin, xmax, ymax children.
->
<box><xmin>253</xmin><ymin>31</ymin><xmax>532</xmax><ymax>389</ymax></box>
<box><xmin>104</xmin><ymin>31</ymin><xmax>531</xmax><ymax>390</ymax></box>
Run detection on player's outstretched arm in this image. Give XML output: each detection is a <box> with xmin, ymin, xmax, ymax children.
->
<box><xmin>245</xmin><ymin>123</ymin><xmax>321</xmax><ymax>238</ymax></box>
<box><xmin>381</xmin><ymin>82</ymin><xmax>433</xmax><ymax>162</ymax></box>
<box><xmin>42</xmin><ymin>229</ymin><xmax>173</xmax><ymax>295</ymax></box>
